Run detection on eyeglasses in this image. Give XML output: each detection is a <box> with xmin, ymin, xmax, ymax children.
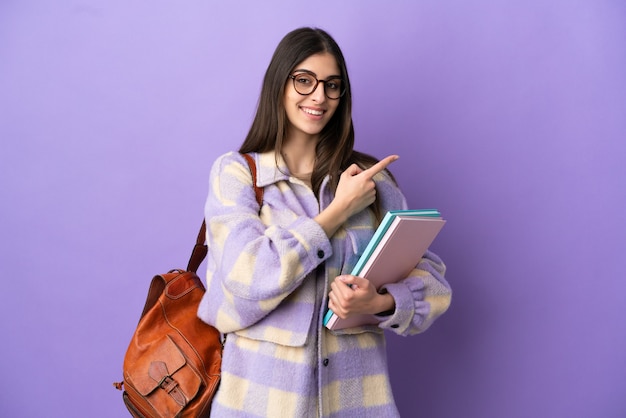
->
<box><xmin>288</xmin><ymin>72</ymin><xmax>345</xmax><ymax>100</ymax></box>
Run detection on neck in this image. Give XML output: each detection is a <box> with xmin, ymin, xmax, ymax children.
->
<box><xmin>282</xmin><ymin>133</ymin><xmax>317</xmax><ymax>177</ymax></box>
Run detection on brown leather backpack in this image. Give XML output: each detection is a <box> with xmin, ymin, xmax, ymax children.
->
<box><xmin>114</xmin><ymin>154</ymin><xmax>262</xmax><ymax>417</ymax></box>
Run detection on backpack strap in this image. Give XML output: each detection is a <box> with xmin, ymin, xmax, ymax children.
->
<box><xmin>186</xmin><ymin>153</ymin><xmax>263</xmax><ymax>273</ymax></box>
<box><xmin>241</xmin><ymin>153</ymin><xmax>264</xmax><ymax>206</ymax></box>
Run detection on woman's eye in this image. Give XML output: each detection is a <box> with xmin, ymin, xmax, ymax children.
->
<box><xmin>296</xmin><ymin>76</ymin><xmax>313</xmax><ymax>85</ymax></box>
<box><xmin>326</xmin><ymin>80</ymin><xmax>341</xmax><ymax>90</ymax></box>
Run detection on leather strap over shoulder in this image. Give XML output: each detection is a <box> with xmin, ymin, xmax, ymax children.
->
<box><xmin>186</xmin><ymin>153</ymin><xmax>263</xmax><ymax>273</ymax></box>
<box><xmin>241</xmin><ymin>153</ymin><xmax>264</xmax><ymax>206</ymax></box>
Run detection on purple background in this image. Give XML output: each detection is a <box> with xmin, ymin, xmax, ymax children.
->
<box><xmin>1</xmin><ymin>1</ymin><xmax>625</xmax><ymax>417</ymax></box>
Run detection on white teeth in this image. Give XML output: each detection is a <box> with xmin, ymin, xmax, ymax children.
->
<box><xmin>302</xmin><ymin>108</ymin><xmax>323</xmax><ymax>116</ymax></box>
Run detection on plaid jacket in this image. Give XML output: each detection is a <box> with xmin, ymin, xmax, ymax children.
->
<box><xmin>197</xmin><ymin>151</ymin><xmax>451</xmax><ymax>417</ymax></box>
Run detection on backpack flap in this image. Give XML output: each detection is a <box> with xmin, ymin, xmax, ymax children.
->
<box><xmin>125</xmin><ymin>335</ymin><xmax>202</xmax><ymax>417</ymax></box>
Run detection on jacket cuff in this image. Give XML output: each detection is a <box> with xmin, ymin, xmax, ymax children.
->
<box><xmin>375</xmin><ymin>280</ymin><xmax>426</xmax><ymax>335</ymax></box>
<box><xmin>291</xmin><ymin>216</ymin><xmax>333</xmax><ymax>268</ymax></box>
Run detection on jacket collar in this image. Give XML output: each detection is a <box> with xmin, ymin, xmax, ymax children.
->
<box><xmin>250</xmin><ymin>151</ymin><xmax>334</xmax><ymax>207</ymax></box>
<box><xmin>253</xmin><ymin>151</ymin><xmax>292</xmax><ymax>187</ymax></box>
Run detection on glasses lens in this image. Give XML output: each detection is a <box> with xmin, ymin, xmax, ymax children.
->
<box><xmin>324</xmin><ymin>78</ymin><xmax>343</xmax><ymax>99</ymax></box>
<box><xmin>293</xmin><ymin>73</ymin><xmax>316</xmax><ymax>95</ymax></box>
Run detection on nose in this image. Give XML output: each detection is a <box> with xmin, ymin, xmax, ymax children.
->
<box><xmin>310</xmin><ymin>80</ymin><xmax>326</xmax><ymax>102</ymax></box>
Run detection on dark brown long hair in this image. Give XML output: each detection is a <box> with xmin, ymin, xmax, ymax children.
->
<box><xmin>239</xmin><ymin>27</ymin><xmax>393</xmax><ymax>220</ymax></box>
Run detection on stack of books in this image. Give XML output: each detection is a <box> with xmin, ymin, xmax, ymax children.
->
<box><xmin>323</xmin><ymin>209</ymin><xmax>446</xmax><ymax>330</ymax></box>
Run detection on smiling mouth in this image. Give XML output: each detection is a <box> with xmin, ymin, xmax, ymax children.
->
<box><xmin>301</xmin><ymin>107</ymin><xmax>324</xmax><ymax>116</ymax></box>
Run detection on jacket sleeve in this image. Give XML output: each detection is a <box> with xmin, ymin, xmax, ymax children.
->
<box><xmin>372</xmin><ymin>171</ymin><xmax>452</xmax><ymax>335</ymax></box>
<box><xmin>197</xmin><ymin>152</ymin><xmax>332</xmax><ymax>333</ymax></box>
<box><xmin>376</xmin><ymin>250</ymin><xmax>451</xmax><ymax>335</ymax></box>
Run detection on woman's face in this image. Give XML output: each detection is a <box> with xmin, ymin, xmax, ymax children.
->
<box><xmin>283</xmin><ymin>52</ymin><xmax>342</xmax><ymax>141</ymax></box>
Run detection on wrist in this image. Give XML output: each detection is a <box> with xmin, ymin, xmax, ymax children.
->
<box><xmin>375</xmin><ymin>290</ymin><xmax>395</xmax><ymax>316</ymax></box>
<box><xmin>315</xmin><ymin>202</ymin><xmax>349</xmax><ymax>237</ymax></box>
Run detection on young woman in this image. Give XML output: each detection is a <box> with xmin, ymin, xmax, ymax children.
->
<box><xmin>198</xmin><ymin>27</ymin><xmax>451</xmax><ymax>417</ymax></box>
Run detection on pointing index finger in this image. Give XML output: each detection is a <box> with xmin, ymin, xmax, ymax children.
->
<box><xmin>363</xmin><ymin>155</ymin><xmax>399</xmax><ymax>179</ymax></box>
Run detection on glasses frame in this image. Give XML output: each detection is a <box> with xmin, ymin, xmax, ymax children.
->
<box><xmin>288</xmin><ymin>72</ymin><xmax>346</xmax><ymax>100</ymax></box>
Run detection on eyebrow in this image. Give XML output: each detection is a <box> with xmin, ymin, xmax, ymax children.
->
<box><xmin>292</xmin><ymin>68</ymin><xmax>342</xmax><ymax>79</ymax></box>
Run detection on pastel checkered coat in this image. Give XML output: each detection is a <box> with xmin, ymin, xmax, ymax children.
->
<box><xmin>197</xmin><ymin>151</ymin><xmax>451</xmax><ymax>417</ymax></box>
